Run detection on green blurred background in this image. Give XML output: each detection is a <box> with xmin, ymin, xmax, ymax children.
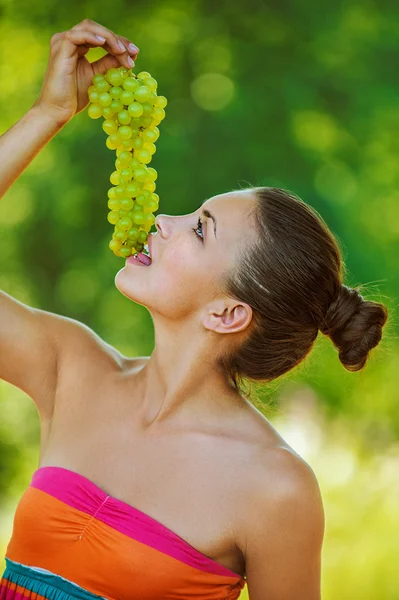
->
<box><xmin>0</xmin><ymin>1</ymin><xmax>398</xmax><ymax>598</ymax></box>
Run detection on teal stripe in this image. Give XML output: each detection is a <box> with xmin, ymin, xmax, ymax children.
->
<box><xmin>2</xmin><ymin>558</ymin><xmax>107</xmax><ymax>600</ymax></box>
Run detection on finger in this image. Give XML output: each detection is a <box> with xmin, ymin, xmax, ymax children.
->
<box><xmin>71</xmin><ymin>19</ymin><xmax>132</xmax><ymax>59</ymax></box>
<box><xmin>91</xmin><ymin>53</ymin><xmax>122</xmax><ymax>77</ymax></box>
<box><xmin>69</xmin><ymin>27</ymin><xmax>134</xmax><ymax>68</ymax></box>
<box><xmin>58</xmin><ymin>29</ymin><xmax>109</xmax><ymax>60</ymax></box>
<box><xmin>118</xmin><ymin>35</ymin><xmax>140</xmax><ymax>59</ymax></box>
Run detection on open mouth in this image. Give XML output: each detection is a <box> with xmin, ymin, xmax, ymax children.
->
<box><xmin>126</xmin><ymin>242</ymin><xmax>152</xmax><ymax>266</ymax></box>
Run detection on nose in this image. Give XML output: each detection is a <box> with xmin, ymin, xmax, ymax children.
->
<box><xmin>155</xmin><ymin>214</ymin><xmax>168</xmax><ymax>238</ymax></box>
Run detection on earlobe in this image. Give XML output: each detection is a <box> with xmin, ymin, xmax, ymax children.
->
<box><xmin>202</xmin><ymin>302</ymin><xmax>252</xmax><ymax>334</ymax></box>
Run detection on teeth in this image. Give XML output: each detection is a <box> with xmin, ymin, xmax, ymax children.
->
<box><xmin>143</xmin><ymin>243</ymin><xmax>150</xmax><ymax>257</ymax></box>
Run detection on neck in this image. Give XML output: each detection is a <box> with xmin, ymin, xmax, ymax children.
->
<box><xmin>132</xmin><ymin>315</ymin><xmax>239</xmax><ymax>430</ymax></box>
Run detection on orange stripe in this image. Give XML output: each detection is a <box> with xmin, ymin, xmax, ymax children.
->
<box><xmin>6</xmin><ymin>487</ymin><xmax>246</xmax><ymax>600</ymax></box>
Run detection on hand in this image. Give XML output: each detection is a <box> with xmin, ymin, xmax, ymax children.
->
<box><xmin>32</xmin><ymin>18</ymin><xmax>140</xmax><ymax>126</ymax></box>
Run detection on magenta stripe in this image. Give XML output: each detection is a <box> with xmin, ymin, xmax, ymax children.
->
<box><xmin>31</xmin><ymin>466</ymin><xmax>241</xmax><ymax>579</ymax></box>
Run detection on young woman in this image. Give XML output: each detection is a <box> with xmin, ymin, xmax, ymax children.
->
<box><xmin>0</xmin><ymin>19</ymin><xmax>388</xmax><ymax>600</ymax></box>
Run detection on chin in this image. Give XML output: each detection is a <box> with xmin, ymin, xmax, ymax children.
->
<box><xmin>113</xmin><ymin>264</ymin><xmax>151</xmax><ymax>305</ymax></box>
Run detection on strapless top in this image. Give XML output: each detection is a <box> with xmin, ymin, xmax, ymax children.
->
<box><xmin>0</xmin><ymin>466</ymin><xmax>246</xmax><ymax>600</ymax></box>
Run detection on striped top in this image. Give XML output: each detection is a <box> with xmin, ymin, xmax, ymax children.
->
<box><xmin>0</xmin><ymin>466</ymin><xmax>246</xmax><ymax>600</ymax></box>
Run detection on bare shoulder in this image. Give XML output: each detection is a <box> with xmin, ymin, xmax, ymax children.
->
<box><xmin>55</xmin><ymin>316</ymin><xmax>149</xmax><ymax>393</ymax></box>
<box><xmin>233</xmin><ymin>403</ymin><xmax>324</xmax><ymax>556</ymax></box>
<box><xmin>241</xmin><ymin>442</ymin><xmax>325</xmax><ymax>599</ymax></box>
<box><xmin>230</xmin><ymin>404</ymin><xmax>325</xmax><ymax>599</ymax></box>
<box><xmin>55</xmin><ymin>316</ymin><xmax>123</xmax><ymax>368</ymax></box>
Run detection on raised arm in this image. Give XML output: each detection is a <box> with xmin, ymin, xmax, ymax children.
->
<box><xmin>0</xmin><ymin>21</ymin><xmax>139</xmax><ymax>419</ymax></box>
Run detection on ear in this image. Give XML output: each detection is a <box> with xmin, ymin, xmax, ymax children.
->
<box><xmin>202</xmin><ymin>299</ymin><xmax>253</xmax><ymax>334</ymax></box>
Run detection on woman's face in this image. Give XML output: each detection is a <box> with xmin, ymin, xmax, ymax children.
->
<box><xmin>114</xmin><ymin>189</ymin><xmax>258</xmax><ymax>322</ymax></box>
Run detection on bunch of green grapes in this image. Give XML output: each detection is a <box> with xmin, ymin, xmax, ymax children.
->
<box><xmin>87</xmin><ymin>66</ymin><xmax>167</xmax><ymax>258</ymax></box>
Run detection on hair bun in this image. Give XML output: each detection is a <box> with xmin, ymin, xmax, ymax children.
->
<box><xmin>319</xmin><ymin>284</ymin><xmax>388</xmax><ymax>371</ymax></box>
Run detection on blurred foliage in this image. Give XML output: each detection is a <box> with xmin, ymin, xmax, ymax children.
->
<box><xmin>0</xmin><ymin>0</ymin><xmax>398</xmax><ymax>598</ymax></box>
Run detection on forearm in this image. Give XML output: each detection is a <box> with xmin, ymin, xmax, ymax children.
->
<box><xmin>0</xmin><ymin>105</ymin><xmax>66</xmax><ymax>201</ymax></box>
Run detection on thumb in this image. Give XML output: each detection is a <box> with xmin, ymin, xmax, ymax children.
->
<box><xmin>92</xmin><ymin>53</ymin><xmax>123</xmax><ymax>77</ymax></box>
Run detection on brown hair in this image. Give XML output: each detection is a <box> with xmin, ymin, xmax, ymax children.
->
<box><xmin>217</xmin><ymin>186</ymin><xmax>389</xmax><ymax>395</ymax></box>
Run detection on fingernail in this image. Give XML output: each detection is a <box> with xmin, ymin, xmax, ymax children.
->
<box><xmin>118</xmin><ymin>40</ymin><xmax>126</xmax><ymax>51</ymax></box>
<box><xmin>95</xmin><ymin>35</ymin><xmax>106</xmax><ymax>42</ymax></box>
<box><xmin>128</xmin><ymin>43</ymin><xmax>139</xmax><ymax>53</ymax></box>
<box><xmin>127</xmin><ymin>56</ymin><xmax>135</xmax><ymax>67</ymax></box>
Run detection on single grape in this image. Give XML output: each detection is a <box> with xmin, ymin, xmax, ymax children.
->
<box><xmin>108</xmin><ymin>187</ymin><xmax>117</xmax><ymax>199</ymax></box>
<box><xmin>89</xmin><ymin>89</ymin><xmax>100</xmax><ymax>103</ymax></box>
<box><xmin>118</xmin><ymin>126</ymin><xmax>133</xmax><ymax>140</ymax></box>
<box><xmin>133</xmin><ymin>166</ymin><xmax>149</xmax><ymax>182</ymax></box>
<box><xmin>109</xmin><ymin>239</ymin><xmax>122</xmax><ymax>252</ymax></box>
<box><xmin>143</xmin><ymin>77</ymin><xmax>157</xmax><ymax>92</ymax></box>
<box><xmin>123</xmin><ymin>77</ymin><xmax>140</xmax><ymax>93</ymax></box>
<box><xmin>130</xmin><ymin>124</ymin><xmax>140</xmax><ymax>136</ymax></box>
<box><xmin>142</xmin><ymin>180</ymin><xmax>156</xmax><ymax>192</ymax></box>
<box><xmin>139</xmin><ymin>116</ymin><xmax>153</xmax><ymax>129</ymax></box>
<box><xmin>120</xmin><ymin>90</ymin><xmax>135</xmax><ymax>106</ymax></box>
<box><xmin>127</xmin><ymin>227</ymin><xmax>139</xmax><ymax>239</ymax></box>
<box><xmin>103</xmin><ymin>119</ymin><xmax>118</xmax><ymax>135</ymax></box>
<box><xmin>136</xmin><ymin>71</ymin><xmax>150</xmax><ymax>80</ymax></box>
<box><xmin>134</xmin><ymin>86</ymin><xmax>151</xmax><ymax>104</ymax></box>
<box><xmin>96</xmin><ymin>80</ymin><xmax>111</xmax><ymax>93</ymax></box>
<box><xmin>136</xmin><ymin>190</ymin><xmax>151</xmax><ymax>210</ymax></box>
<box><xmin>107</xmin><ymin>210</ymin><xmax>120</xmax><ymax>224</ymax></box>
<box><xmin>120</xmin><ymin>168</ymin><xmax>133</xmax><ymax>183</ymax></box>
<box><xmin>110</xmin><ymin>86</ymin><xmax>123</xmax><ymax>99</ymax></box>
<box><xmin>105</xmin><ymin>68</ymin><xmax>124</xmax><ymax>87</ymax></box>
<box><xmin>120</xmin><ymin>197</ymin><xmax>134</xmax><ymax>210</ymax></box>
<box><xmin>117</xmin><ymin>110</ymin><xmax>131</xmax><ymax>125</ymax></box>
<box><xmin>110</xmin><ymin>99</ymin><xmax>123</xmax><ymax>113</ymax></box>
<box><xmin>130</xmin><ymin>157</ymin><xmax>141</xmax><ymax>169</ymax></box>
<box><xmin>132</xmin><ymin>137</ymin><xmax>144</xmax><ymax>150</ymax></box>
<box><xmin>144</xmin><ymin>199</ymin><xmax>158</xmax><ymax>214</ymax></box>
<box><xmin>141</xmin><ymin>128</ymin><xmax>158</xmax><ymax>143</ymax></box>
<box><xmin>128</xmin><ymin>102</ymin><xmax>144</xmax><ymax>118</ymax></box>
<box><xmin>132</xmin><ymin>212</ymin><xmax>145</xmax><ymax>225</ymax></box>
<box><xmin>143</xmin><ymin>142</ymin><xmax>156</xmax><ymax>155</ymax></box>
<box><xmin>146</xmin><ymin>213</ymin><xmax>156</xmax><ymax>226</ymax></box>
<box><xmin>114</xmin><ymin>185</ymin><xmax>126</xmax><ymax>198</ymax></box>
<box><xmin>106</xmin><ymin>135</ymin><xmax>118</xmax><ymax>150</ymax></box>
<box><xmin>119</xmin><ymin>246</ymin><xmax>132</xmax><ymax>258</ymax></box>
<box><xmin>152</xmin><ymin>106</ymin><xmax>165</xmax><ymax>121</ymax></box>
<box><xmin>154</xmin><ymin>95</ymin><xmax>167</xmax><ymax>108</ymax></box>
<box><xmin>146</xmin><ymin>167</ymin><xmax>158</xmax><ymax>181</ymax></box>
<box><xmin>88</xmin><ymin>104</ymin><xmax>102</xmax><ymax>119</ymax></box>
<box><xmin>141</xmin><ymin>102</ymin><xmax>154</xmax><ymax>117</ymax></box>
<box><xmin>135</xmin><ymin>148</ymin><xmax>152</xmax><ymax>164</ymax></box>
<box><xmin>109</xmin><ymin>132</ymin><xmax>123</xmax><ymax>148</ymax></box>
<box><xmin>108</xmin><ymin>198</ymin><xmax>121</xmax><ymax>211</ymax></box>
<box><xmin>110</xmin><ymin>170</ymin><xmax>121</xmax><ymax>185</ymax></box>
<box><xmin>113</xmin><ymin>229</ymin><xmax>128</xmax><ymax>242</ymax></box>
<box><xmin>119</xmin><ymin>216</ymin><xmax>133</xmax><ymax>230</ymax></box>
<box><xmin>121</xmin><ymin>140</ymin><xmax>134</xmax><ymax>151</ymax></box>
<box><xmin>125</xmin><ymin>181</ymin><xmax>142</xmax><ymax>197</ymax></box>
<box><xmin>116</xmin><ymin>149</ymin><xmax>132</xmax><ymax>163</ymax></box>
<box><xmin>102</xmin><ymin>106</ymin><xmax>116</xmax><ymax>120</ymax></box>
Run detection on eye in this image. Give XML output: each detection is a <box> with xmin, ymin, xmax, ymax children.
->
<box><xmin>192</xmin><ymin>216</ymin><xmax>204</xmax><ymax>241</ymax></box>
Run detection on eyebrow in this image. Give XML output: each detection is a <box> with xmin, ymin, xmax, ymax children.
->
<box><xmin>202</xmin><ymin>209</ymin><xmax>217</xmax><ymax>239</ymax></box>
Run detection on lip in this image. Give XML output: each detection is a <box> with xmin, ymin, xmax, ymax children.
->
<box><xmin>147</xmin><ymin>234</ymin><xmax>153</xmax><ymax>259</ymax></box>
<box><xmin>126</xmin><ymin>254</ymin><xmax>148</xmax><ymax>266</ymax></box>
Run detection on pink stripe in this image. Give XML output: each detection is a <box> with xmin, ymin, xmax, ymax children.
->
<box><xmin>31</xmin><ymin>467</ymin><xmax>242</xmax><ymax>579</ymax></box>
<box><xmin>0</xmin><ymin>585</ymin><xmax>31</xmax><ymax>600</ymax></box>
